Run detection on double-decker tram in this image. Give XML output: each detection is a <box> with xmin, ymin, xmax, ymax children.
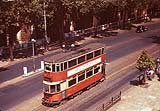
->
<box><xmin>42</xmin><ymin>43</ymin><xmax>106</xmax><ymax>106</ymax></box>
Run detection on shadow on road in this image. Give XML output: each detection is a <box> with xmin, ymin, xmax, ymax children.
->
<box><xmin>0</xmin><ymin>67</ymin><xmax>8</xmax><ymax>72</ymax></box>
<box><xmin>150</xmin><ymin>35</ymin><xmax>160</xmax><ymax>44</ymax></box>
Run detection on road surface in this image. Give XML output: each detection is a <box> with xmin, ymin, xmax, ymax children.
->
<box><xmin>0</xmin><ymin>19</ymin><xmax>160</xmax><ymax>111</ymax></box>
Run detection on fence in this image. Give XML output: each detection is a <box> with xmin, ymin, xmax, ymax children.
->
<box><xmin>96</xmin><ymin>91</ymin><xmax>121</xmax><ymax>111</ymax></box>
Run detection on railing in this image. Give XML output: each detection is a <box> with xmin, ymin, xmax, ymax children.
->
<box><xmin>96</xmin><ymin>91</ymin><xmax>121</xmax><ymax>111</ymax></box>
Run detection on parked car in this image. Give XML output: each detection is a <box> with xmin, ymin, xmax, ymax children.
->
<box><xmin>136</xmin><ymin>25</ymin><xmax>148</xmax><ymax>33</ymax></box>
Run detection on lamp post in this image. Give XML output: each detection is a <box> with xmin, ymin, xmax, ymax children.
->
<box><xmin>31</xmin><ymin>39</ymin><xmax>36</xmax><ymax>72</ymax></box>
<box><xmin>43</xmin><ymin>1</ymin><xmax>50</xmax><ymax>50</ymax></box>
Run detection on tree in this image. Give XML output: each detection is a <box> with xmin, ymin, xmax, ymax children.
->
<box><xmin>136</xmin><ymin>51</ymin><xmax>155</xmax><ymax>84</ymax></box>
<box><xmin>136</xmin><ymin>51</ymin><xmax>155</xmax><ymax>71</ymax></box>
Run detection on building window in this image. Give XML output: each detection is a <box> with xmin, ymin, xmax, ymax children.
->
<box><xmin>78</xmin><ymin>72</ymin><xmax>85</xmax><ymax>82</ymax></box>
<box><xmin>78</xmin><ymin>55</ymin><xmax>85</xmax><ymax>64</ymax></box>
<box><xmin>68</xmin><ymin>59</ymin><xmax>77</xmax><ymax>68</ymax></box>
<box><xmin>68</xmin><ymin>78</ymin><xmax>76</xmax><ymax>87</ymax></box>
<box><xmin>86</xmin><ymin>69</ymin><xmax>93</xmax><ymax>78</ymax></box>
<box><xmin>87</xmin><ymin>52</ymin><xmax>93</xmax><ymax>60</ymax></box>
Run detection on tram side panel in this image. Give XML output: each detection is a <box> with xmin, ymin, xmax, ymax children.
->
<box><xmin>66</xmin><ymin>72</ymin><xmax>103</xmax><ymax>97</ymax></box>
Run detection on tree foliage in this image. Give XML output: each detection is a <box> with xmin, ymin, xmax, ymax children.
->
<box><xmin>136</xmin><ymin>51</ymin><xmax>155</xmax><ymax>71</ymax></box>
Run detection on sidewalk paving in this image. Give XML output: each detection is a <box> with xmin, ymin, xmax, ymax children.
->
<box><xmin>108</xmin><ymin>77</ymin><xmax>160</xmax><ymax>111</ymax></box>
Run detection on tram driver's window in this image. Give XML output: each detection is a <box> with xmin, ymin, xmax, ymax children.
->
<box><xmin>43</xmin><ymin>84</ymin><xmax>49</xmax><ymax>92</ymax></box>
<box><xmin>78</xmin><ymin>56</ymin><xmax>85</xmax><ymax>64</ymax></box>
<box><xmin>87</xmin><ymin>52</ymin><xmax>93</xmax><ymax>60</ymax></box>
<box><xmin>50</xmin><ymin>84</ymin><xmax>60</xmax><ymax>93</ymax></box>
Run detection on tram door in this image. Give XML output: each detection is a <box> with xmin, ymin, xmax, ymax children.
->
<box><xmin>61</xmin><ymin>81</ymin><xmax>67</xmax><ymax>99</ymax></box>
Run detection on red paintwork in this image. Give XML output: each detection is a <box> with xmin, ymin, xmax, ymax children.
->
<box><xmin>44</xmin><ymin>92</ymin><xmax>62</xmax><ymax>102</ymax></box>
<box><xmin>44</xmin><ymin>72</ymin><xmax>103</xmax><ymax>103</ymax></box>
<box><xmin>43</xmin><ymin>54</ymin><xmax>106</xmax><ymax>104</ymax></box>
<box><xmin>66</xmin><ymin>72</ymin><xmax>103</xmax><ymax>97</ymax></box>
<box><xmin>43</xmin><ymin>54</ymin><xmax>106</xmax><ymax>82</ymax></box>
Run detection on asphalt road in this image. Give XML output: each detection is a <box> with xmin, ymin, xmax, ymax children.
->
<box><xmin>0</xmin><ymin>20</ymin><xmax>160</xmax><ymax>111</ymax></box>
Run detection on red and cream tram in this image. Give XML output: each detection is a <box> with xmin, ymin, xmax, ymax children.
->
<box><xmin>42</xmin><ymin>43</ymin><xmax>106</xmax><ymax>106</ymax></box>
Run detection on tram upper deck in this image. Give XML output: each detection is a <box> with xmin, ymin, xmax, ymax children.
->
<box><xmin>44</xmin><ymin>43</ymin><xmax>106</xmax><ymax>63</ymax></box>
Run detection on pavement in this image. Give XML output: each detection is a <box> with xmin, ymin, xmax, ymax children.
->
<box><xmin>108</xmin><ymin>77</ymin><xmax>160</xmax><ymax>111</ymax></box>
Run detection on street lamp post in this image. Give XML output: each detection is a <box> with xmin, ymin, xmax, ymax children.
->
<box><xmin>31</xmin><ymin>39</ymin><xmax>36</xmax><ymax>72</ymax></box>
<box><xmin>43</xmin><ymin>1</ymin><xmax>50</xmax><ymax>50</ymax></box>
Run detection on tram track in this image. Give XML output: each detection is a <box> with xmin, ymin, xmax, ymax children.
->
<box><xmin>50</xmin><ymin>44</ymin><xmax>159</xmax><ymax>111</ymax></box>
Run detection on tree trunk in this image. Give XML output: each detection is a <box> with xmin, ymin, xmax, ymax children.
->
<box><xmin>9</xmin><ymin>46</ymin><xmax>14</xmax><ymax>61</ymax></box>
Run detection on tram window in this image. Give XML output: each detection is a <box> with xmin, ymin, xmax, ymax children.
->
<box><xmin>87</xmin><ymin>52</ymin><xmax>93</xmax><ymax>60</ymax></box>
<box><xmin>78</xmin><ymin>72</ymin><xmax>85</xmax><ymax>82</ymax></box>
<box><xmin>68</xmin><ymin>59</ymin><xmax>77</xmax><ymax>68</ymax></box>
<box><xmin>68</xmin><ymin>78</ymin><xmax>76</xmax><ymax>87</ymax></box>
<box><xmin>78</xmin><ymin>56</ymin><xmax>85</xmax><ymax>64</ymax></box>
<box><xmin>44</xmin><ymin>77</ymin><xmax>52</xmax><ymax>82</ymax></box>
<box><xmin>50</xmin><ymin>84</ymin><xmax>60</xmax><ymax>93</ymax></box>
<box><xmin>56</xmin><ymin>65</ymin><xmax>60</xmax><ymax>72</ymax></box>
<box><xmin>64</xmin><ymin>62</ymin><xmax>67</xmax><ymax>70</ymax></box>
<box><xmin>94</xmin><ymin>66</ymin><xmax>100</xmax><ymax>74</ymax></box>
<box><xmin>94</xmin><ymin>50</ymin><xmax>101</xmax><ymax>57</ymax></box>
<box><xmin>45</xmin><ymin>64</ymin><xmax>51</xmax><ymax>71</ymax></box>
<box><xmin>86</xmin><ymin>70</ymin><xmax>93</xmax><ymax>78</ymax></box>
<box><xmin>52</xmin><ymin>64</ymin><xmax>55</xmax><ymax>72</ymax></box>
<box><xmin>61</xmin><ymin>63</ymin><xmax>63</xmax><ymax>71</ymax></box>
<box><xmin>43</xmin><ymin>84</ymin><xmax>49</xmax><ymax>92</ymax></box>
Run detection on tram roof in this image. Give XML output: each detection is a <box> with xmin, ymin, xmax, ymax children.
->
<box><xmin>44</xmin><ymin>43</ymin><xmax>105</xmax><ymax>63</ymax></box>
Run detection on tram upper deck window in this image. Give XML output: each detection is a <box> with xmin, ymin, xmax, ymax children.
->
<box><xmin>94</xmin><ymin>49</ymin><xmax>101</xmax><ymax>57</ymax></box>
<box><xmin>87</xmin><ymin>52</ymin><xmax>93</xmax><ymax>60</ymax></box>
<box><xmin>64</xmin><ymin>62</ymin><xmax>67</xmax><ymax>70</ymax></box>
<box><xmin>45</xmin><ymin>63</ymin><xmax>52</xmax><ymax>71</ymax></box>
<box><xmin>52</xmin><ymin>64</ymin><xmax>55</xmax><ymax>72</ymax></box>
<box><xmin>50</xmin><ymin>84</ymin><xmax>60</xmax><ymax>93</ymax></box>
<box><xmin>56</xmin><ymin>64</ymin><xmax>60</xmax><ymax>72</ymax></box>
<box><xmin>61</xmin><ymin>63</ymin><xmax>63</xmax><ymax>71</ymax></box>
<box><xmin>68</xmin><ymin>59</ymin><xmax>77</xmax><ymax>68</ymax></box>
<box><xmin>78</xmin><ymin>55</ymin><xmax>85</xmax><ymax>64</ymax></box>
